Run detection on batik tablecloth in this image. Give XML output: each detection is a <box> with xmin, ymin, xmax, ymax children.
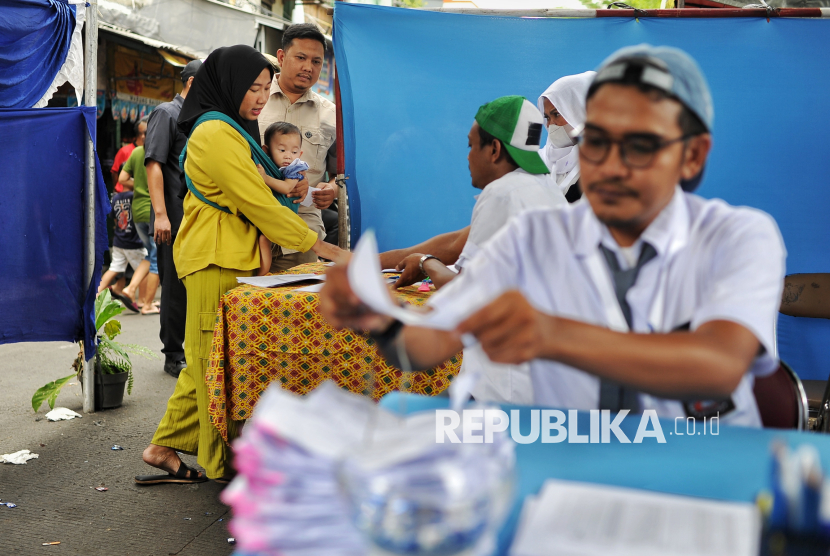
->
<box><xmin>206</xmin><ymin>262</ymin><xmax>461</xmax><ymax>441</ymax></box>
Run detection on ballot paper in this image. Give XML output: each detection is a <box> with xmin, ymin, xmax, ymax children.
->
<box><xmin>510</xmin><ymin>479</ymin><xmax>761</xmax><ymax>556</ymax></box>
<box><xmin>295</xmin><ymin>283</ymin><xmax>325</xmax><ymax>293</ymax></box>
<box><xmin>237</xmin><ymin>274</ymin><xmax>325</xmax><ymax>288</ymax></box>
<box><xmin>301</xmin><ymin>186</ymin><xmax>319</xmax><ymax>207</ymax></box>
<box><xmin>224</xmin><ymin>382</ymin><xmax>515</xmax><ymax>556</ymax></box>
<box><xmin>348</xmin><ymin>230</ymin><xmax>492</xmax><ymax>331</ymax></box>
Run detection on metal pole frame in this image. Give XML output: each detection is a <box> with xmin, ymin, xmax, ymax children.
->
<box><xmin>83</xmin><ymin>0</ymin><xmax>99</xmax><ymax>414</ymax></box>
<box><xmin>422</xmin><ymin>7</ymin><xmax>830</xmax><ymax>17</ymax></box>
<box><xmin>334</xmin><ymin>63</ymin><xmax>350</xmax><ymax>251</ymax></box>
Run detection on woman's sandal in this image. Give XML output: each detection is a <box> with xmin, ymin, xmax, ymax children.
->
<box><xmin>134</xmin><ymin>461</ymin><xmax>208</xmax><ymax>485</ymax></box>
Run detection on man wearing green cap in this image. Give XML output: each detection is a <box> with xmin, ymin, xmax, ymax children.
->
<box><xmin>380</xmin><ymin>95</ymin><xmax>566</xmax><ymax>292</ymax></box>
<box><xmin>321</xmin><ymin>45</ymin><xmax>785</xmax><ymax>426</ymax></box>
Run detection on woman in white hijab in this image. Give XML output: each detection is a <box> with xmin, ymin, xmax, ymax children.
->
<box><xmin>537</xmin><ymin>71</ymin><xmax>596</xmax><ymax>202</ymax></box>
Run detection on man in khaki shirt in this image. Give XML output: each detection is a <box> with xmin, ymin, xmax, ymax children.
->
<box><xmin>259</xmin><ymin>23</ymin><xmax>337</xmax><ymax>272</ymax></box>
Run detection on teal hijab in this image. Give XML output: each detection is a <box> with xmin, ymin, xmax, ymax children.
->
<box><xmin>179</xmin><ymin>111</ymin><xmax>298</xmax><ymax>214</ymax></box>
<box><xmin>177</xmin><ymin>45</ymin><xmax>297</xmax><ymax>215</ymax></box>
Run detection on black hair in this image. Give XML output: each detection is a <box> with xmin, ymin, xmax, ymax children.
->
<box><xmin>135</xmin><ymin>116</ymin><xmax>149</xmax><ymax>135</ymax></box>
<box><xmin>587</xmin><ymin>80</ymin><xmax>707</xmax><ymax>137</ymax></box>
<box><xmin>264</xmin><ymin>121</ymin><xmax>302</xmax><ymax>147</ymax></box>
<box><xmin>477</xmin><ymin>125</ymin><xmax>518</xmax><ymax>168</ymax></box>
<box><xmin>282</xmin><ymin>23</ymin><xmax>327</xmax><ymax>53</ymax></box>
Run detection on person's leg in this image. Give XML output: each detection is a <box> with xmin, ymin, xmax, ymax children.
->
<box><xmin>98</xmin><ymin>269</ymin><xmax>119</xmax><ymax>294</ymax></box>
<box><xmin>321</xmin><ymin>207</ymin><xmax>339</xmax><ymax>247</ymax></box>
<box><xmin>140</xmin><ymin>274</ymin><xmax>161</xmax><ymax>314</ymax></box>
<box><xmin>143</xmin><ymin>265</ymin><xmax>218</xmax><ymax>478</ymax></box>
<box><xmin>122</xmin><ymin>259</ymin><xmax>150</xmax><ymax>302</ymax></box>
<box><xmin>157</xmin><ymin>238</ymin><xmax>186</xmax><ymax>376</ymax></box>
<box><xmin>135</xmin><ymin>222</ymin><xmax>161</xmax><ymax>313</ymax></box>
<box><xmin>257</xmin><ymin>234</ymin><xmax>272</xmax><ymax>276</ymax></box>
<box><xmin>189</xmin><ymin>266</ymin><xmax>249</xmax><ymax>479</ymax></box>
<box><xmin>112</xmin><ymin>275</ymin><xmax>126</xmax><ymax>295</ymax></box>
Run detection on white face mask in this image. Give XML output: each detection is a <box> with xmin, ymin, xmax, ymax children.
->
<box><xmin>548</xmin><ymin>123</ymin><xmax>575</xmax><ymax>149</ymax></box>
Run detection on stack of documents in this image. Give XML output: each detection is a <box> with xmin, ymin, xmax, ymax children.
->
<box><xmin>221</xmin><ymin>382</ymin><xmax>368</xmax><ymax>556</ymax></box>
<box><xmin>236</xmin><ymin>274</ymin><xmax>325</xmax><ymax>288</ymax></box>
<box><xmin>222</xmin><ymin>381</ymin><xmax>516</xmax><ymax>556</ymax></box>
<box><xmin>510</xmin><ymin>479</ymin><xmax>761</xmax><ymax>556</ymax></box>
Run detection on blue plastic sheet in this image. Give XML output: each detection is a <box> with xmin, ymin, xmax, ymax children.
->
<box><xmin>334</xmin><ymin>5</ymin><xmax>830</xmax><ymax>379</ymax></box>
<box><xmin>0</xmin><ymin>0</ymin><xmax>76</xmax><ymax>109</ymax></box>
<box><xmin>382</xmin><ymin>393</ymin><xmax>830</xmax><ymax>555</ymax></box>
<box><xmin>0</xmin><ymin>107</ymin><xmax>110</xmax><ymax>358</ymax></box>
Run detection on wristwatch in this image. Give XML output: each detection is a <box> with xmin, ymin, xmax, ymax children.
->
<box><xmin>419</xmin><ymin>254</ymin><xmax>441</xmax><ymax>279</ymax></box>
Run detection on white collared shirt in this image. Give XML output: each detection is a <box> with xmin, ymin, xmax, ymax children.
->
<box><xmin>455</xmin><ymin>168</ymin><xmax>567</xmax><ymax>269</ymax></box>
<box><xmin>429</xmin><ymin>187</ymin><xmax>786</xmax><ymax>426</ymax></box>
<box><xmin>452</xmin><ymin>168</ymin><xmax>566</xmax><ymax>404</ymax></box>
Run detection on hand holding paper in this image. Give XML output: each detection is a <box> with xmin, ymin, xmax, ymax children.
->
<box><xmin>301</xmin><ymin>186</ymin><xmax>319</xmax><ymax>207</ymax></box>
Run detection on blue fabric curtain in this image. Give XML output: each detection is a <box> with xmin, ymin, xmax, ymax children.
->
<box><xmin>333</xmin><ymin>5</ymin><xmax>830</xmax><ymax>379</ymax></box>
<box><xmin>0</xmin><ymin>107</ymin><xmax>110</xmax><ymax>358</ymax></box>
<box><xmin>0</xmin><ymin>0</ymin><xmax>76</xmax><ymax>108</ymax></box>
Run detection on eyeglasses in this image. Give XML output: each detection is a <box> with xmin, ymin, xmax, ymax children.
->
<box><xmin>576</xmin><ymin>128</ymin><xmax>695</xmax><ymax>169</ymax></box>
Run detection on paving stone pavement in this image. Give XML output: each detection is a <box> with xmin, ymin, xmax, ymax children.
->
<box><xmin>0</xmin><ymin>310</ymin><xmax>235</xmax><ymax>555</ymax></box>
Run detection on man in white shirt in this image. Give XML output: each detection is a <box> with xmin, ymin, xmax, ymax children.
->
<box><xmin>320</xmin><ymin>45</ymin><xmax>786</xmax><ymax>426</ymax></box>
<box><xmin>380</xmin><ymin>96</ymin><xmax>566</xmax><ymax>289</ymax></box>
<box><xmin>259</xmin><ymin>23</ymin><xmax>338</xmax><ymax>272</ymax></box>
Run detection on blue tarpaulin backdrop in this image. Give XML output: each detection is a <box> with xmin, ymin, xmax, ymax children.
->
<box><xmin>0</xmin><ymin>107</ymin><xmax>110</xmax><ymax>356</ymax></box>
<box><xmin>0</xmin><ymin>0</ymin><xmax>76</xmax><ymax>108</ymax></box>
<box><xmin>333</xmin><ymin>5</ymin><xmax>830</xmax><ymax>380</ymax></box>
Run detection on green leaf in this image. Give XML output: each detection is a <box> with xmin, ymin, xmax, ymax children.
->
<box><xmin>122</xmin><ymin>343</ymin><xmax>159</xmax><ymax>360</ymax></box>
<box><xmin>104</xmin><ymin>320</ymin><xmax>121</xmax><ymax>340</ymax></box>
<box><xmin>95</xmin><ymin>289</ymin><xmax>124</xmax><ymax>332</ymax></box>
<box><xmin>31</xmin><ymin>373</ymin><xmax>76</xmax><ymax>412</ymax></box>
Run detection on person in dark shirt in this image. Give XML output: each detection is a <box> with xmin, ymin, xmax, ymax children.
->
<box><xmin>98</xmin><ymin>190</ymin><xmax>149</xmax><ymax>312</ymax></box>
<box><xmin>144</xmin><ymin>59</ymin><xmax>201</xmax><ymax>378</ymax></box>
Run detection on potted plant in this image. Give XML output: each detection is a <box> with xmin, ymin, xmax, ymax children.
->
<box><xmin>32</xmin><ymin>289</ymin><xmax>156</xmax><ymax>413</ymax></box>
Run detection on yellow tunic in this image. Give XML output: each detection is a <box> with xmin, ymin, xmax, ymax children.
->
<box><xmin>173</xmin><ymin>119</ymin><xmax>318</xmax><ymax>278</ymax></box>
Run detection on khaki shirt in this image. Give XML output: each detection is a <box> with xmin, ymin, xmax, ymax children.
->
<box><xmin>259</xmin><ymin>75</ymin><xmax>336</xmax><ymax>253</ymax></box>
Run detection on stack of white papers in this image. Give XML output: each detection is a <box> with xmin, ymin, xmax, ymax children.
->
<box><xmin>236</xmin><ymin>274</ymin><xmax>325</xmax><ymax>288</ymax></box>
<box><xmin>223</xmin><ymin>382</ymin><xmax>516</xmax><ymax>556</ymax></box>
<box><xmin>510</xmin><ymin>479</ymin><xmax>761</xmax><ymax>556</ymax></box>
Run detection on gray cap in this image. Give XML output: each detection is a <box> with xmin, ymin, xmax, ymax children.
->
<box><xmin>590</xmin><ymin>44</ymin><xmax>713</xmax><ymax>132</ymax></box>
<box><xmin>181</xmin><ymin>59</ymin><xmax>202</xmax><ymax>83</ymax></box>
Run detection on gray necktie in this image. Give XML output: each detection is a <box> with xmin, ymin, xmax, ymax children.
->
<box><xmin>597</xmin><ymin>242</ymin><xmax>657</xmax><ymax>412</ymax></box>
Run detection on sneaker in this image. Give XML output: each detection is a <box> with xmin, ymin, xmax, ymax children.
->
<box><xmin>163</xmin><ymin>359</ymin><xmax>186</xmax><ymax>378</ymax></box>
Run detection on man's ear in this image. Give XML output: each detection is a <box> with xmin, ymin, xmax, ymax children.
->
<box><xmin>680</xmin><ymin>133</ymin><xmax>712</xmax><ymax>181</ymax></box>
<box><xmin>490</xmin><ymin>139</ymin><xmax>504</xmax><ymax>164</ymax></box>
<box><xmin>275</xmin><ymin>49</ymin><xmax>285</xmax><ymax>68</ymax></box>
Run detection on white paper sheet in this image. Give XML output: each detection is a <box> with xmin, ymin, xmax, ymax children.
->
<box><xmin>237</xmin><ymin>274</ymin><xmax>325</xmax><ymax>288</ymax></box>
<box><xmin>295</xmin><ymin>283</ymin><xmax>325</xmax><ymax>293</ymax></box>
<box><xmin>348</xmin><ymin>231</ymin><xmax>491</xmax><ymax>331</ymax></box>
<box><xmin>301</xmin><ymin>186</ymin><xmax>319</xmax><ymax>207</ymax></box>
<box><xmin>510</xmin><ymin>479</ymin><xmax>761</xmax><ymax>556</ymax></box>
<box><xmin>2</xmin><ymin>449</ymin><xmax>39</xmax><ymax>465</ymax></box>
<box><xmin>45</xmin><ymin>407</ymin><xmax>82</xmax><ymax>421</ymax></box>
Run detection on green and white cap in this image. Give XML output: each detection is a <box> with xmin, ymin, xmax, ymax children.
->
<box><xmin>474</xmin><ymin>95</ymin><xmax>549</xmax><ymax>175</ymax></box>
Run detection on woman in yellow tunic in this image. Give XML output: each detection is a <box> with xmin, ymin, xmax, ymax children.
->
<box><xmin>135</xmin><ymin>46</ymin><xmax>344</xmax><ymax>484</ymax></box>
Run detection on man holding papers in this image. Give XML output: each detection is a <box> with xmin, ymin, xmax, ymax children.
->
<box><xmin>320</xmin><ymin>45</ymin><xmax>786</xmax><ymax>426</ymax></box>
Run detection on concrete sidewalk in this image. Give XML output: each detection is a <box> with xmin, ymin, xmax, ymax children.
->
<box><xmin>0</xmin><ymin>311</ymin><xmax>235</xmax><ymax>555</ymax></box>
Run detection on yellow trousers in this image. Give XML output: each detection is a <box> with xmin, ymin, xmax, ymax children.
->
<box><xmin>151</xmin><ymin>265</ymin><xmax>251</xmax><ymax>479</ymax></box>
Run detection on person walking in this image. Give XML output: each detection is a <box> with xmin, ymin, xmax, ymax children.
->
<box><xmin>144</xmin><ymin>59</ymin><xmax>202</xmax><ymax>377</ymax></box>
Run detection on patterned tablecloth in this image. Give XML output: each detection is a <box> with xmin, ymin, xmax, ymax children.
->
<box><xmin>206</xmin><ymin>262</ymin><xmax>462</xmax><ymax>441</ymax></box>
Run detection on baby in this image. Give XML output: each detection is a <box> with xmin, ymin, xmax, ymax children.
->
<box><xmin>256</xmin><ymin>122</ymin><xmax>309</xmax><ymax>275</ymax></box>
